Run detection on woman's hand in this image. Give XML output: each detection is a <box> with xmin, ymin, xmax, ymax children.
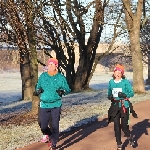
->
<box><xmin>56</xmin><ymin>89</ymin><xmax>66</xmax><ymax>97</ymax></box>
<box><xmin>33</xmin><ymin>88</ymin><xmax>44</xmax><ymax>96</ymax></box>
<box><xmin>107</xmin><ymin>94</ymin><xmax>114</xmax><ymax>100</ymax></box>
<box><xmin>118</xmin><ymin>92</ymin><xmax>127</xmax><ymax>98</ymax></box>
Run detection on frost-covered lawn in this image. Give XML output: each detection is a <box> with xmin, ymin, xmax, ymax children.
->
<box><xmin>0</xmin><ymin>71</ymin><xmax>150</xmax><ymax>150</ymax></box>
<box><xmin>0</xmin><ymin>71</ymin><xmax>149</xmax><ymax>104</ymax></box>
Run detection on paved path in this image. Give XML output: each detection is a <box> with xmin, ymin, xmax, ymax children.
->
<box><xmin>17</xmin><ymin>100</ymin><xmax>150</xmax><ymax>150</ymax></box>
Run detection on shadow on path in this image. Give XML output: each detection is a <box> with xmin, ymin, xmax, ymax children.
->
<box><xmin>122</xmin><ymin>119</ymin><xmax>150</xmax><ymax>150</ymax></box>
<box><xmin>57</xmin><ymin>118</ymin><xmax>108</xmax><ymax>150</ymax></box>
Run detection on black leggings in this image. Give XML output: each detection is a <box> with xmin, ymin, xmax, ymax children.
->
<box><xmin>113</xmin><ymin>107</ymin><xmax>130</xmax><ymax>145</ymax></box>
<box><xmin>39</xmin><ymin>107</ymin><xmax>61</xmax><ymax>147</ymax></box>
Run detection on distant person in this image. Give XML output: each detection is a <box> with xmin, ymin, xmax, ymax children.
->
<box><xmin>33</xmin><ymin>58</ymin><xmax>71</xmax><ymax>150</ymax></box>
<box><xmin>107</xmin><ymin>64</ymin><xmax>138</xmax><ymax>150</ymax></box>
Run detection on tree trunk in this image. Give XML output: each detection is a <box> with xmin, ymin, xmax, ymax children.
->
<box><xmin>146</xmin><ymin>51</ymin><xmax>150</xmax><ymax>85</ymax></box>
<box><xmin>73</xmin><ymin>65</ymin><xmax>87</xmax><ymax>91</ymax></box>
<box><xmin>27</xmin><ymin>15</ymin><xmax>39</xmax><ymax>114</ymax></box>
<box><xmin>129</xmin><ymin>27</ymin><xmax>145</xmax><ymax>93</ymax></box>
<box><xmin>30</xmin><ymin>46</ymin><xmax>39</xmax><ymax>114</ymax></box>
<box><xmin>31</xmin><ymin>96</ymin><xmax>40</xmax><ymax>115</ymax></box>
<box><xmin>20</xmin><ymin>52</ymin><xmax>33</xmax><ymax>100</ymax></box>
<box><xmin>30</xmin><ymin>49</ymin><xmax>39</xmax><ymax>114</ymax></box>
<box><xmin>84</xmin><ymin>54</ymin><xmax>100</xmax><ymax>89</ymax></box>
<box><xmin>123</xmin><ymin>0</ymin><xmax>145</xmax><ymax>93</ymax></box>
<box><xmin>72</xmin><ymin>49</ymin><xmax>91</xmax><ymax>92</ymax></box>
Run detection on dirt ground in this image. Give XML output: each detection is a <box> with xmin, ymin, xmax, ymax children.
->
<box><xmin>17</xmin><ymin>100</ymin><xmax>150</xmax><ymax>150</ymax></box>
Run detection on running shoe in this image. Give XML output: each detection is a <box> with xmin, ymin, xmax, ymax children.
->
<box><xmin>117</xmin><ymin>144</ymin><xmax>122</xmax><ymax>150</ymax></box>
<box><xmin>40</xmin><ymin>135</ymin><xmax>49</xmax><ymax>143</ymax></box>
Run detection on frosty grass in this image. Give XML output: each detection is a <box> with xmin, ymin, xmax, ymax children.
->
<box><xmin>0</xmin><ymin>71</ymin><xmax>150</xmax><ymax>150</ymax></box>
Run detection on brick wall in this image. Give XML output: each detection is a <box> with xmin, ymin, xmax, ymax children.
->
<box><xmin>0</xmin><ymin>49</ymin><xmax>147</xmax><ymax>73</ymax></box>
<box><xmin>0</xmin><ymin>50</ymin><xmax>50</xmax><ymax>72</ymax></box>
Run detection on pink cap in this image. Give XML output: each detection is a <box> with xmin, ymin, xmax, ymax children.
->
<box><xmin>47</xmin><ymin>58</ymin><xmax>58</xmax><ymax>67</ymax></box>
<box><xmin>114</xmin><ymin>64</ymin><xmax>124</xmax><ymax>74</ymax></box>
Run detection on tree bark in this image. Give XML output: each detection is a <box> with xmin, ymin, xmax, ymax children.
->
<box><xmin>72</xmin><ymin>0</ymin><xmax>104</xmax><ymax>91</ymax></box>
<box><xmin>29</xmin><ymin>39</ymin><xmax>39</xmax><ymax>113</ymax></box>
<box><xmin>146</xmin><ymin>51</ymin><xmax>150</xmax><ymax>85</ymax></box>
<box><xmin>20</xmin><ymin>52</ymin><xmax>33</xmax><ymax>100</ymax></box>
<box><xmin>129</xmin><ymin>27</ymin><xmax>145</xmax><ymax>93</ymax></box>
<box><xmin>27</xmin><ymin>1</ymin><xmax>39</xmax><ymax>113</ymax></box>
<box><xmin>123</xmin><ymin>0</ymin><xmax>145</xmax><ymax>93</ymax></box>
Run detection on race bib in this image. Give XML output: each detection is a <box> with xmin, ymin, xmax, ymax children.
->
<box><xmin>112</xmin><ymin>88</ymin><xmax>122</xmax><ymax>97</ymax></box>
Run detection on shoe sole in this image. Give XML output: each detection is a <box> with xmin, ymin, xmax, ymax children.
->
<box><xmin>40</xmin><ymin>135</ymin><xmax>49</xmax><ymax>143</ymax></box>
<box><xmin>40</xmin><ymin>139</ymin><xmax>49</xmax><ymax>143</ymax></box>
<box><xmin>49</xmin><ymin>146</ymin><xmax>56</xmax><ymax>150</ymax></box>
<box><xmin>130</xmin><ymin>141</ymin><xmax>135</xmax><ymax>147</ymax></box>
<box><xmin>129</xmin><ymin>137</ymin><xmax>135</xmax><ymax>147</ymax></box>
<box><xmin>48</xmin><ymin>140</ymin><xmax>52</xmax><ymax>147</ymax></box>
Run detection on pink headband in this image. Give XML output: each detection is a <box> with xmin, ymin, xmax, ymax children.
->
<box><xmin>47</xmin><ymin>58</ymin><xmax>58</xmax><ymax>67</ymax></box>
<box><xmin>114</xmin><ymin>67</ymin><xmax>124</xmax><ymax>74</ymax></box>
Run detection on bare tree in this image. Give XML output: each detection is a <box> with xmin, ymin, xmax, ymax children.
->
<box><xmin>86</xmin><ymin>5</ymin><xmax>127</xmax><ymax>87</ymax></box>
<box><xmin>38</xmin><ymin>0</ymin><xmax>108</xmax><ymax>91</ymax></box>
<box><xmin>1</xmin><ymin>0</ymin><xmax>40</xmax><ymax>114</ymax></box>
<box><xmin>122</xmin><ymin>0</ymin><xmax>147</xmax><ymax>93</ymax></box>
<box><xmin>141</xmin><ymin>18</ymin><xmax>150</xmax><ymax>84</ymax></box>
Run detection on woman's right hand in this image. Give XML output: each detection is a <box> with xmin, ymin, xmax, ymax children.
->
<box><xmin>107</xmin><ymin>94</ymin><xmax>114</xmax><ymax>100</ymax></box>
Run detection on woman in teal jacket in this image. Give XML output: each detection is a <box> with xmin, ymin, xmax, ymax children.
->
<box><xmin>34</xmin><ymin>58</ymin><xmax>71</xmax><ymax>150</ymax></box>
<box><xmin>107</xmin><ymin>64</ymin><xmax>137</xmax><ymax>150</ymax></box>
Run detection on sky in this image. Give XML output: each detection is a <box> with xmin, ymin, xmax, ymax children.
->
<box><xmin>3</xmin><ymin>0</ymin><xmax>149</xmax><ymax>48</ymax></box>
<box><xmin>49</xmin><ymin>0</ymin><xmax>130</xmax><ymax>43</ymax></box>
<box><xmin>64</xmin><ymin>0</ymin><xmax>150</xmax><ymax>43</ymax></box>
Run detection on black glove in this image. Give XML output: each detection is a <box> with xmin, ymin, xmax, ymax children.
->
<box><xmin>33</xmin><ymin>88</ymin><xmax>44</xmax><ymax>96</ymax></box>
<box><xmin>56</xmin><ymin>89</ymin><xmax>66</xmax><ymax>97</ymax></box>
<box><xmin>131</xmin><ymin>110</ymin><xmax>138</xmax><ymax>118</ymax></box>
<box><xmin>118</xmin><ymin>92</ymin><xmax>127</xmax><ymax>98</ymax></box>
<box><xmin>107</xmin><ymin>94</ymin><xmax>114</xmax><ymax>100</ymax></box>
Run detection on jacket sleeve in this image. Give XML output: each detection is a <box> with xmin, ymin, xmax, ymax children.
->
<box><xmin>35</xmin><ymin>74</ymin><xmax>43</xmax><ymax>91</ymax></box>
<box><xmin>107</xmin><ymin>80</ymin><xmax>112</xmax><ymax>96</ymax></box>
<box><xmin>60</xmin><ymin>75</ymin><xmax>71</xmax><ymax>94</ymax></box>
<box><xmin>125</xmin><ymin>80</ymin><xmax>134</xmax><ymax>98</ymax></box>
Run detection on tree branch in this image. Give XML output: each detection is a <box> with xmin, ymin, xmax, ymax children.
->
<box><xmin>122</xmin><ymin>0</ymin><xmax>134</xmax><ymax>19</ymax></box>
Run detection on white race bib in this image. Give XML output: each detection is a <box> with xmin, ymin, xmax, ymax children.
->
<box><xmin>112</xmin><ymin>88</ymin><xmax>122</xmax><ymax>97</ymax></box>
